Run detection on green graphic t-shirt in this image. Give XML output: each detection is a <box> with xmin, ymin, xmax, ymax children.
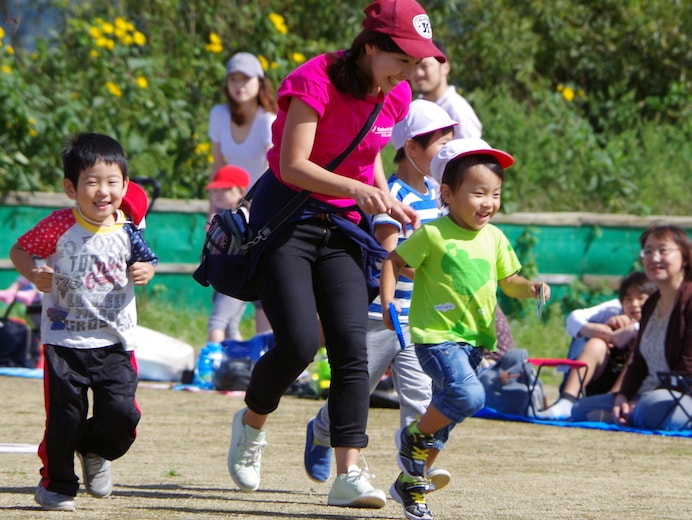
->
<box><xmin>395</xmin><ymin>216</ymin><xmax>521</xmax><ymax>350</ymax></box>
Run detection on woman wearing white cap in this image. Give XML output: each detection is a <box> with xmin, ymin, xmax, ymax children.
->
<box><xmin>208</xmin><ymin>52</ymin><xmax>277</xmax><ymax>192</ymax></box>
<box><xmin>226</xmin><ymin>0</ymin><xmax>447</xmax><ymax>513</ymax></box>
<box><xmin>207</xmin><ymin>52</ymin><xmax>278</xmax><ymax>340</ymax></box>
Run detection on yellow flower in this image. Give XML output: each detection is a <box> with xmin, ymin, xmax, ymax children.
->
<box><xmin>95</xmin><ymin>37</ymin><xmax>115</xmax><ymax>50</ymax></box>
<box><xmin>208</xmin><ymin>155</ymin><xmax>214</xmax><ymax>164</ymax></box>
<box><xmin>114</xmin><ymin>17</ymin><xmax>128</xmax><ymax>31</ymax></box>
<box><xmin>205</xmin><ymin>32</ymin><xmax>223</xmax><ymax>53</ymax></box>
<box><xmin>90</xmin><ymin>49</ymin><xmax>99</xmax><ymax>58</ymax></box>
<box><xmin>0</xmin><ymin>26</ymin><xmax>5</xmax><ymax>39</ymax></box>
<box><xmin>205</xmin><ymin>43</ymin><xmax>223</xmax><ymax>53</ymax></box>
<box><xmin>268</xmin><ymin>13</ymin><xmax>288</xmax><ymax>35</ymax></box>
<box><xmin>290</xmin><ymin>52</ymin><xmax>306</xmax><ymax>63</ymax></box>
<box><xmin>194</xmin><ymin>142</ymin><xmax>210</xmax><ymax>155</ymax></box>
<box><xmin>105</xmin><ymin>81</ymin><xmax>122</xmax><ymax>97</ymax></box>
<box><xmin>133</xmin><ymin>31</ymin><xmax>147</xmax><ymax>46</ymax></box>
<box><xmin>270</xmin><ymin>61</ymin><xmax>279</xmax><ymax>70</ymax></box>
<box><xmin>5</xmin><ymin>45</ymin><xmax>14</xmax><ymax>55</ymax></box>
<box><xmin>28</xmin><ymin>117</ymin><xmax>35</xmax><ymax>125</ymax></box>
<box><xmin>562</xmin><ymin>86</ymin><xmax>575</xmax><ymax>102</ymax></box>
<box><xmin>578</xmin><ymin>89</ymin><xmax>586</xmax><ymax>98</ymax></box>
<box><xmin>1</xmin><ymin>64</ymin><xmax>11</xmax><ymax>74</ymax></box>
<box><xmin>101</xmin><ymin>22</ymin><xmax>114</xmax><ymax>34</ymax></box>
<box><xmin>125</xmin><ymin>22</ymin><xmax>135</xmax><ymax>32</ymax></box>
<box><xmin>89</xmin><ymin>26</ymin><xmax>102</xmax><ymax>39</ymax></box>
<box><xmin>28</xmin><ymin>128</ymin><xmax>38</xmax><ymax>137</ymax></box>
<box><xmin>120</xmin><ymin>33</ymin><xmax>133</xmax><ymax>46</ymax></box>
<box><xmin>135</xmin><ymin>76</ymin><xmax>148</xmax><ymax>89</ymax></box>
<box><xmin>556</xmin><ymin>84</ymin><xmax>564</xmax><ymax>92</ymax></box>
<box><xmin>258</xmin><ymin>55</ymin><xmax>269</xmax><ymax>71</ymax></box>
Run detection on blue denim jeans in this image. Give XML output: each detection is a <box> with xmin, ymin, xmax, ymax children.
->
<box><xmin>415</xmin><ymin>342</ymin><xmax>485</xmax><ymax>448</ymax></box>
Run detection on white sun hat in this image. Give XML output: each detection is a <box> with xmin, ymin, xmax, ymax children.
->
<box><xmin>390</xmin><ymin>99</ymin><xmax>458</xmax><ymax>151</ymax></box>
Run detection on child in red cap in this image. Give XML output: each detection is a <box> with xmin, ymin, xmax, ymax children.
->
<box><xmin>205</xmin><ymin>165</ymin><xmax>252</xmax><ymax>344</ymax></box>
<box><xmin>206</xmin><ymin>165</ymin><xmax>251</xmax><ymax>224</ymax></box>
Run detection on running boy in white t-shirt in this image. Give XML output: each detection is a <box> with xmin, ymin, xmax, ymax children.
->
<box><xmin>10</xmin><ymin>132</ymin><xmax>158</xmax><ymax>512</ymax></box>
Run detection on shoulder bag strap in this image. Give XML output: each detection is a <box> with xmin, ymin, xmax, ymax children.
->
<box><xmin>253</xmin><ymin>102</ymin><xmax>384</xmax><ymax>241</ymax></box>
<box><xmin>3</xmin><ymin>299</ymin><xmax>17</xmax><ymax>319</ymax></box>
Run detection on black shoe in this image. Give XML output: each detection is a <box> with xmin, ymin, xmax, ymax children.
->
<box><xmin>395</xmin><ymin>424</ymin><xmax>434</xmax><ymax>478</ymax></box>
<box><xmin>389</xmin><ymin>473</ymin><xmax>432</xmax><ymax>520</ymax></box>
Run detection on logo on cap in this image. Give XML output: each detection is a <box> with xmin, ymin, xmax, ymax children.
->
<box><xmin>412</xmin><ymin>14</ymin><xmax>432</xmax><ymax>39</ymax></box>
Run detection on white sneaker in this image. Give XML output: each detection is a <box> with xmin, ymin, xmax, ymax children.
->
<box><xmin>34</xmin><ymin>485</ymin><xmax>76</xmax><ymax>511</ymax></box>
<box><xmin>327</xmin><ymin>465</ymin><xmax>386</xmax><ymax>508</ymax></box>
<box><xmin>535</xmin><ymin>397</ymin><xmax>574</xmax><ymax>420</ymax></box>
<box><xmin>227</xmin><ymin>408</ymin><xmax>266</xmax><ymax>492</ymax></box>
<box><xmin>426</xmin><ymin>467</ymin><xmax>451</xmax><ymax>493</ymax></box>
<box><xmin>77</xmin><ymin>452</ymin><xmax>112</xmax><ymax>498</ymax></box>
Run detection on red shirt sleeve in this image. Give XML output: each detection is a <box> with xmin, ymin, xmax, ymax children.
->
<box><xmin>17</xmin><ymin>208</ymin><xmax>76</xmax><ymax>259</ymax></box>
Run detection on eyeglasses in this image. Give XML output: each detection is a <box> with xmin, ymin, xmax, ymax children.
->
<box><xmin>639</xmin><ymin>247</ymin><xmax>680</xmax><ymax>259</ymax></box>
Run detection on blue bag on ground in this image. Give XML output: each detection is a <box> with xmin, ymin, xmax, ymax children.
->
<box><xmin>212</xmin><ymin>333</ymin><xmax>275</xmax><ymax>391</ymax></box>
<box><xmin>0</xmin><ymin>300</ymin><xmax>37</xmax><ymax>368</ymax></box>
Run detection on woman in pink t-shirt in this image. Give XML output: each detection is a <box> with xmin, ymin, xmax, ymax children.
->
<box><xmin>228</xmin><ymin>0</ymin><xmax>446</xmax><ymax>510</ymax></box>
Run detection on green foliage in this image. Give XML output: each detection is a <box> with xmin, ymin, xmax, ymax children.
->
<box><xmin>509</xmin><ymin>309</ymin><xmax>568</xmax><ymax>360</ymax></box>
<box><xmin>0</xmin><ymin>0</ymin><xmax>690</xmax><ymax>216</ymax></box>
<box><xmin>557</xmin><ymin>278</ymin><xmax>616</xmax><ymax>319</ymax></box>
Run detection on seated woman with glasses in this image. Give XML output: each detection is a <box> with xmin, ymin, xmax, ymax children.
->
<box><xmin>569</xmin><ymin>224</ymin><xmax>692</xmax><ymax>430</ymax></box>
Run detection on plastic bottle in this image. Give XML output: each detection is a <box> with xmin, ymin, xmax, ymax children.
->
<box><xmin>195</xmin><ymin>342</ymin><xmax>225</xmax><ymax>389</ymax></box>
<box><xmin>310</xmin><ymin>347</ymin><xmax>331</xmax><ymax>398</ymax></box>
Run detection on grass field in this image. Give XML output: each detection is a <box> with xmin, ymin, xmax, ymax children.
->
<box><xmin>1</xmin><ymin>376</ymin><xmax>691</xmax><ymax>520</ymax></box>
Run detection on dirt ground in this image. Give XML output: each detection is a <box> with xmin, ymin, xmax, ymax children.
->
<box><xmin>1</xmin><ymin>375</ymin><xmax>691</xmax><ymax>520</ymax></box>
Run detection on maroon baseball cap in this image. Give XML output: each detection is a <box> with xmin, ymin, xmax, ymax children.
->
<box><xmin>363</xmin><ymin>0</ymin><xmax>446</xmax><ymax>63</ymax></box>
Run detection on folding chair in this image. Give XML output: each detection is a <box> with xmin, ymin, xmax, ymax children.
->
<box><xmin>656</xmin><ymin>372</ymin><xmax>692</xmax><ymax>431</ymax></box>
<box><xmin>524</xmin><ymin>358</ymin><xmax>588</xmax><ymax>416</ymax></box>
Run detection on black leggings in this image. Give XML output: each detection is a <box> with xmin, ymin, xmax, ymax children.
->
<box><xmin>246</xmin><ymin>218</ymin><xmax>370</xmax><ymax>448</ymax></box>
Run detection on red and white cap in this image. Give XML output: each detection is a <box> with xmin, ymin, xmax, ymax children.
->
<box><xmin>121</xmin><ymin>181</ymin><xmax>149</xmax><ymax>226</ymax></box>
<box><xmin>363</xmin><ymin>0</ymin><xmax>446</xmax><ymax>63</ymax></box>
<box><xmin>430</xmin><ymin>138</ymin><xmax>515</xmax><ymax>183</ymax></box>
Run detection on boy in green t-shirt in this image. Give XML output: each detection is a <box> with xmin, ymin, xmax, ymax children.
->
<box><xmin>380</xmin><ymin>138</ymin><xmax>550</xmax><ymax>520</ymax></box>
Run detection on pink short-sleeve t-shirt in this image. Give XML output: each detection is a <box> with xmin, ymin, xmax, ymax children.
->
<box><xmin>267</xmin><ymin>52</ymin><xmax>412</xmax><ymax>209</ymax></box>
